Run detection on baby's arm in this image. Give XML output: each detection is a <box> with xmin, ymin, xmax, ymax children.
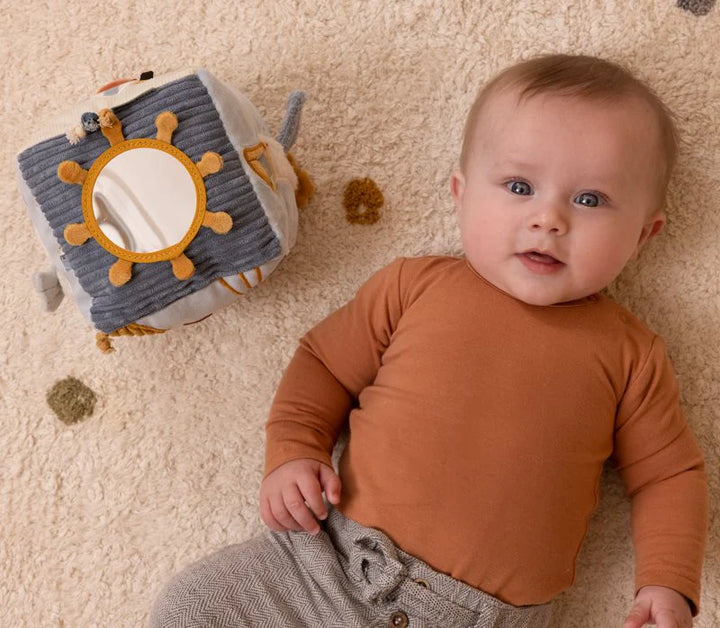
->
<box><xmin>260</xmin><ymin>458</ymin><xmax>342</xmax><ymax>535</ymax></box>
<box><xmin>261</xmin><ymin>259</ymin><xmax>408</xmax><ymax>528</ymax></box>
<box><xmin>622</xmin><ymin>586</ymin><xmax>692</xmax><ymax>628</ymax></box>
<box><xmin>614</xmin><ymin>336</ymin><xmax>708</xmax><ymax>617</ymax></box>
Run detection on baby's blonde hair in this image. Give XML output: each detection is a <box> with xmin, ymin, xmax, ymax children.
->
<box><xmin>460</xmin><ymin>54</ymin><xmax>679</xmax><ymax>205</ymax></box>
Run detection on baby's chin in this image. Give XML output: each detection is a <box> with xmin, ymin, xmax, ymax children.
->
<box><xmin>497</xmin><ymin>279</ymin><xmax>597</xmax><ymax>307</ymax></box>
<box><xmin>512</xmin><ymin>287</ymin><xmax>599</xmax><ymax>306</ymax></box>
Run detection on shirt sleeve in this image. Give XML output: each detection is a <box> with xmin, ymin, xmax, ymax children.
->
<box><xmin>264</xmin><ymin>258</ymin><xmax>407</xmax><ymax>477</ymax></box>
<box><xmin>613</xmin><ymin>335</ymin><xmax>708</xmax><ymax>615</ymax></box>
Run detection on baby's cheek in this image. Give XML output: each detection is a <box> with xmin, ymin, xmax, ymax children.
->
<box><xmin>591</xmin><ymin>250</ymin><xmax>631</xmax><ymax>288</ymax></box>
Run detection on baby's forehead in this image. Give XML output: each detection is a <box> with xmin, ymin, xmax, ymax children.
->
<box><xmin>479</xmin><ymin>84</ymin><xmax>651</xmax><ymax>124</ymax></box>
<box><xmin>468</xmin><ymin>87</ymin><xmax>663</xmax><ymax>157</ymax></box>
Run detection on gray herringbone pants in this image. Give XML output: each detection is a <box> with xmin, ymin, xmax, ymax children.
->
<box><xmin>149</xmin><ymin>508</ymin><xmax>552</xmax><ymax>627</ymax></box>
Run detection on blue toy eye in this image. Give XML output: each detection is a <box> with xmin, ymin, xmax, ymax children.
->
<box><xmin>507</xmin><ymin>180</ymin><xmax>533</xmax><ymax>196</ymax></box>
<box><xmin>575</xmin><ymin>192</ymin><xmax>603</xmax><ymax>207</ymax></box>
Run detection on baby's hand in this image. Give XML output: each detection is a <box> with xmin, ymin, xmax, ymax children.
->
<box><xmin>622</xmin><ymin>586</ymin><xmax>693</xmax><ymax>628</ymax></box>
<box><xmin>259</xmin><ymin>458</ymin><xmax>342</xmax><ymax>535</ymax></box>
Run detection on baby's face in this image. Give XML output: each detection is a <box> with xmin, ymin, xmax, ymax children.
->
<box><xmin>451</xmin><ymin>88</ymin><xmax>666</xmax><ymax>305</ymax></box>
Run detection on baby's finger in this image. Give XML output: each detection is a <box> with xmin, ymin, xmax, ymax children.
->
<box><xmin>319</xmin><ymin>464</ymin><xmax>342</xmax><ymax>504</ymax></box>
<box><xmin>269</xmin><ymin>493</ymin><xmax>304</xmax><ymax>532</ymax></box>
<box><xmin>296</xmin><ymin>474</ymin><xmax>327</xmax><ymax>521</ymax></box>
<box><xmin>622</xmin><ymin>598</ymin><xmax>651</xmax><ymax>628</ymax></box>
<box><xmin>260</xmin><ymin>497</ymin><xmax>285</xmax><ymax>532</ymax></box>
<box><xmin>282</xmin><ymin>484</ymin><xmax>321</xmax><ymax>534</ymax></box>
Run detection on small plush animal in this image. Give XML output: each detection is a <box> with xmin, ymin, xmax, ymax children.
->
<box><xmin>16</xmin><ymin>68</ymin><xmax>313</xmax><ymax>352</ymax></box>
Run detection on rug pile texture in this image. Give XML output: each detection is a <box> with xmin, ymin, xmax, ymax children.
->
<box><xmin>1</xmin><ymin>1</ymin><xmax>718</xmax><ymax>625</ymax></box>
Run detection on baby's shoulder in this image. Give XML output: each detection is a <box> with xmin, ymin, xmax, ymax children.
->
<box><xmin>591</xmin><ymin>294</ymin><xmax>660</xmax><ymax>355</ymax></box>
<box><xmin>390</xmin><ymin>254</ymin><xmax>472</xmax><ymax>285</ymax></box>
<box><xmin>387</xmin><ymin>255</ymin><xmax>469</xmax><ymax>300</ymax></box>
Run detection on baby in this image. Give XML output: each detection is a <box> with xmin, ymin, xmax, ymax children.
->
<box><xmin>151</xmin><ymin>55</ymin><xmax>708</xmax><ymax>628</ymax></box>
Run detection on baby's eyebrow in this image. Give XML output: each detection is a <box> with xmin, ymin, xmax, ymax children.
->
<box><xmin>491</xmin><ymin>160</ymin><xmax>538</xmax><ymax>173</ymax></box>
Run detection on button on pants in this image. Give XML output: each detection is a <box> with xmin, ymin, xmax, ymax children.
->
<box><xmin>149</xmin><ymin>508</ymin><xmax>552</xmax><ymax>627</ymax></box>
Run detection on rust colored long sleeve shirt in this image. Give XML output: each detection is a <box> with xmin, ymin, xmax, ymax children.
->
<box><xmin>265</xmin><ymin>256</ymin><xmax>707</xmax><ymax>610</ymax></box>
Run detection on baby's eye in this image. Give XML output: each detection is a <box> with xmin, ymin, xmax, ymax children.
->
<box><xmin>574</xmin><ymin>192</ymin><xmax>604</xmax><ymax>207</ymax></box>
<box><xmin>506</xmin><ymin>180</ymin><xmax>533</xmax><ymax>196</ymax></box>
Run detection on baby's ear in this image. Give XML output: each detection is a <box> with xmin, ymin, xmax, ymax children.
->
<box><xmin>633</xmin><ymin>211</ymin><xmax>666</xmax><ymax>258</ymax></box>
<box><xmin>450</xmin><ymin>170</ymin><xmax>465</xmax><ymax>208</ymax></box>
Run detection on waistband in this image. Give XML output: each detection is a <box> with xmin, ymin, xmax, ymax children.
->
<box><xmin>324</xmin><ymin>508</ymin><xmax>552</xmax><ymax>627</ymax></box>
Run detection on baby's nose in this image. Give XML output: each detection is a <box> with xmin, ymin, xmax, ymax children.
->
<box><xmin>527</xmin><ymin>207</ymin><xmax>569</xmax><ymax>235</ymax></box>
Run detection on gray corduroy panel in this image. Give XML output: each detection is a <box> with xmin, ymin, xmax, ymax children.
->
<box><xmin>17</xmin><ymin>75</ymin><xmax>281</xmax><ymax>333</ymax></box>
<box><xmin>149</xmin><ymin>508</ymin><xmax>552</xmax><ymax>628</ymax></box>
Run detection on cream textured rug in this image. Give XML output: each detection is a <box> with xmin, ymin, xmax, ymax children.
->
<box><xmin>2</xmin><ymin>1</ymin><xmax>718</xmax><ymax>626</ymax></box>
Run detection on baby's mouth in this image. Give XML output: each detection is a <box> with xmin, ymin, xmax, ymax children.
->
<box><xmin>524</xmin><ymin>251</ymin><xmax>561</xmax><ymax>264</ymax></box>
<box><xmin>517</xmin><ymin>250</ymin><xmax>565</xmax><ymax>274</ymax></box>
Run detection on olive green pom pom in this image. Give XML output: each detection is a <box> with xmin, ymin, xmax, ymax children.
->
<box><xmin>46</xmin><ymin>377</ymin><xmax>97</xmax><ymax>425</ymax></box>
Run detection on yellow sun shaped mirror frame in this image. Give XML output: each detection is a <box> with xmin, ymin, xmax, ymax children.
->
<box><xmin>57</xmin><ymin>109</ymin><xmax>232</xmax><ymax>287</ymax></box>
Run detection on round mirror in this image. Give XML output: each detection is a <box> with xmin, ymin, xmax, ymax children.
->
<box><xmin>90</xmin><ymin>147</ymin><xmax>198</xmax><ymax>254</ymax></box>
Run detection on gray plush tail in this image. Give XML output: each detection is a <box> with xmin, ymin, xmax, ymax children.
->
<box><xmin>276</xmin><ymin>91</ymin><xmax>306</xmax><ymax>152</ymax></box>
